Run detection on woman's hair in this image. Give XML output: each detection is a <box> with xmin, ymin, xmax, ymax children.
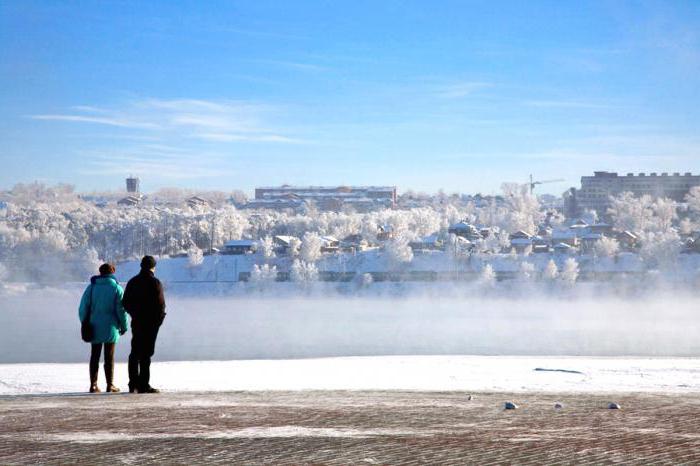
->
<box><xmin>99</xmin><ymin>263</ymin><xmax>116</xmax><ymax>275</ymax></box>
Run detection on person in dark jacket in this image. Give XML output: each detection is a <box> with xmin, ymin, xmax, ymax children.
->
<box><xmin>122</xmin><ymin>255</ymin><xmax>166</xmax><ymax>393</ymax></box>
<box><xmin>78</xmin><ymin>263</ymin><xmax>129</xmax><ymax>393</ymax></box>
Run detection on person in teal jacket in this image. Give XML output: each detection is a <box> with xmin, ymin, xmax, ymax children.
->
<box><xmin>78</xmin><ymin>263</ymin><xmax>129</xmax><ymax>393</ymax></box>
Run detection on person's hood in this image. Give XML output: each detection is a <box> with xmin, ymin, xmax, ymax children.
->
<box><xmin>90</xmin><ymin>274</ymin><xmax>118</xmax><ymax>285</ymax></box>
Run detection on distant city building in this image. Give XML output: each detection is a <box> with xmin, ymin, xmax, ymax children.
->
<box><xmin>117</xmin><ymin>195</ymin><xmax>141</xmax><ymax>207</ymax></box>
<box><xmin>126</xmin><ymin>176</ymin><xmax>140</xmax><ymax>194</ymax></box>
<box><xmin>565</xmin><ymin>171</ymin><xmax>700</xmax><ymax>217</ymax></box>
<box><xmin>251</xmin><ymin>185</ymin><xmax>397</xmax><ymax>211</ymax></box>
<box><xmin>222</xmin><ymin>239</ymin><xmax>257</xmax><ymax>255</ymax></box>
<box><xmin>186</xmin><ymin>196</ymin><xmax>209</xmax><ymax>208</ymax></box>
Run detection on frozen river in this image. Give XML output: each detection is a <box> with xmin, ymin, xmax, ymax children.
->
<box><xmin>2</xmin><ymin>285</ymin><xmax>700</xmax><ymax>363</ymax></box>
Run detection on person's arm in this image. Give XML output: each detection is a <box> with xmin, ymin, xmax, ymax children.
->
<box><xmin>115</xmin><ymin>285</ymin><xmax>129</xmax><ymax>334</ymax></box>
<box><xmin>155</xmin><ymin>279</ymin><xmax>166</xmax><ymax>324</ymax></box>
<box><xmin>78</xmin><ymin>285</ymin><xmax>91</xmax><ymax>322</ymax></box>
<box><xmin>122</xmin><ymin>280</ymin><xmax>134</xmax><ymax>315</ymax></box>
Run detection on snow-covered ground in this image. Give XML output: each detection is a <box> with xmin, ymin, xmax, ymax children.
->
<box><xmin>1</xmin><ymin>356</ymin><xmax>699</xmax><ymax>395</ymax></box>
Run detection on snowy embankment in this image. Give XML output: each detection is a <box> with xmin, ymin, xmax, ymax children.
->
<box><xmin>115</xmin><ymin>250</ymin><xmax>700</xmax><ymax>285</ymax></box>
<box><xmin>1</xmin><ymin>356</ymin><xmax>699</xmax><ymax>396</ymax></box>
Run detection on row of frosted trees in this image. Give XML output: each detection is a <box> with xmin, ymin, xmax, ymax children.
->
<box><xmin>2</xmin><ymin>183</ymin><xmax>700</xmax><ymax>282</ymax></box>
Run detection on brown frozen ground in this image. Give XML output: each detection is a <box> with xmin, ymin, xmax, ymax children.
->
<box><xmin>1</xmin><ymin>390</ymin><xmax>700</xmax><ymax>465</ymax></box>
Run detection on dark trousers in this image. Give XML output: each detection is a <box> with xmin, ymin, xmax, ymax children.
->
<box><xmin>90</xmin><ymin>343</ymin><xmax>116</xmax><ymax>385</ymax></box>
<box><xmin>128</xmin><ymin>325</ymin><xmax>160</xmax><ymax>390</ymax></box>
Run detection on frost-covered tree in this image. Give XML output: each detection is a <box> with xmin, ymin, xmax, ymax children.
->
<box><xmin>651</xmin><ymin>198</ymin><xmax>677</xmax><ymax>233</ymax></box>
<box><xmin>300</xmin><ymin>232</ymin><xmax>323</xmax><ymax>263</ymax></box>
<box><xmin>499</xmin><ymin>183</ymin><xmax>542</xmax><ymax>235</ymax></box>
<box><xmin>543</xmin><ymin>259</ymin><xmax>558</xmax><ymax>281</ymax></box>
<box><xmin>559</xmin><ymin>257</ymin><xmax>579</xmax><ymax>285</ymax></box>
<box><xmin>259</xmin><ymin>235</ymin><xmax>276</xmax><ymax>260</ymax></box>
<box><xmin>384</xmin><ymin>236</ymin><xmax>414</xmax><ymax>265</ymax></box>
<box><xmin>290</xmin><ymin>259</ymin><xmax>319</xmax><ymax>283</ymax></box>
<box><xmin>250</xmin><ymin>264</ymin><xmax>278</xmax><ymax>290</ymax></box>
<box><xmin>187</xmin><ymin>246</ymin><xmax>204</xmax><ymax>267</ymax></box>
<box><xmin>445</xmin><ymin>233</ymin><xmax>471</xmax><ymax>258</ymax></box>
<box><xmin>608</xmin><ymin>192</ymin><xmax>654</xmax><ymax>233</ymax></box>
<box><xmin>287</xmin><ymin>236</ymin><xmax>302</xmax><ymax>258</ymax></box>
<box><xmin>640</xmin><ymin>230</ymin><xmax>681</xmax><ymax>269</ymax></box>
<box><xmin>593</xmin><ymin>236</ymin><xmax>620</xmax><ymax>258</ymax></box>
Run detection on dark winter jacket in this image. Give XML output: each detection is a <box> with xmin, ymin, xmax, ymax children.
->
<box><xmin>78</xmin><ymin>274</ymin><xmax>129</xmax><ymax>344</ymax></box>
<box><xmin>122</xmin><ymin>269</ymin><xmax>166</xmax><ymax>328</ymax></box>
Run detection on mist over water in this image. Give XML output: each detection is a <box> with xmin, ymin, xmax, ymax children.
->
<box><xmin>1</xmin><ymin>285</ymin><xmax>699</xmax><ymax>363</ymax></box>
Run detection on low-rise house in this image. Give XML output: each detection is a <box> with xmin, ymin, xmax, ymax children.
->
<box><xmin>532</xmin><ymin>235</ymin><xmax>551</xmax><ymax>253</ymax></box>
<box><xmin>537</xmin><ymin>225</ymin><xmax>553</xmax><ymax>238</ymax></box>
<box><xmin>580</xmin><ymin>233</ymin><xmax>603</xmax><ymax>253</ymax></box>
<box><xmin>615</xmin><ymin>230</ymin><xmax>639</xmax><ymax>250</ymax></box>
<box><xmin>588</xmin><ymin>223</ymin><xmax>613</xmax><ymax>235</ymax></box>
<box><xmin>509</xmin><ymin>230</ymin><xmax>533</xmax><ymax>253</ymax></box>
<box><xmin>553</xmin><ymin>242</ymin><xmax>574</xmax><ymax>255</ymax></box>
<box><xmin>377</xmin><ymin>224</ymin><xmax>395</xmax><ymax>241</ymax></box>
<box><xmin>223</xmin><ymin>239</ymin><xmax>257</xmax><ymax>255</ymax></box>
<box><xmin>321</xmin><ymin>235</ymin><xmax>340</xmax><ymax>253</ymax></box>
<box><xmin>448</xmin><ymin>221</ymin><xmax>482</xmax><ymax>240</ymax></box>
<box><xmin>340</xmin><ymin>234</ymin><xmax>368</xmax><ymax>252</ymax></box>
<box><xmin>273</xmin><ymin>235</ymin><xmax>299</xmax><ymax>254</ymax></box>
<box><xmin>409</xmin><ymin>234</ymin><xmax>443</xmax><ymax>251</ymax></box>
<box><xmin>478</xmin><ymin>226</ymin><xmax>495</xmax><ymax>239</ymax></box>
<box><xmin>552</xmin><ymin>229</ymin><xmax>579</xmax><ymax>247</ymax></box>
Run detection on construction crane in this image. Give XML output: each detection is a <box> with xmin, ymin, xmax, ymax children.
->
<box><xmin>528</xmin><ymin>174</ymin><xmax>565</xmax><ymax>194</ymax></box>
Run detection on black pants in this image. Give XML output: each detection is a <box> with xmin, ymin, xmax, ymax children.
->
<box><xmin>90</xmin><ymin>343</ymin><xmax>115</xmax><ymax>384</ymax></box>
<box><xmin>128</xmin><ymin>325</ymin><xmax>160</xmax><ymax>390</ymax></box>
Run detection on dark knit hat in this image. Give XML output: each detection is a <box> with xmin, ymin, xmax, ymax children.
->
<box><xmin>140</xmin><ymin>255</ymin><xmax>157</xmax><ymax>270</ymax></box>
<box><xmin>99</xmin><ymin>263</ymin><xmax>115</xmax><ymax>275</ymax></box>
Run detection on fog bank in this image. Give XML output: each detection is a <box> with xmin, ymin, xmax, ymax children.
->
<box><xmin>1</xmin><ymin>287</ymin><xmax>699</xmax><ymax>363</ymax></box>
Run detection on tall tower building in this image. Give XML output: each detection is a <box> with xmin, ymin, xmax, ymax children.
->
<box><xmin>126</xmin><ymin>176</ymin><xmax>140</xmax><ymax>194</ymax></box>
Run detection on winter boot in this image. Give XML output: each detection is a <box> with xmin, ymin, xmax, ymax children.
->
<box><xmin>104</xmin><ymin>360</ymin><xmax>120</xmax><ymax>393</ymax></box>
<box><xmin>141</xmin><ymin>386</ymin><xmax>160</xmax><ymax>394</ymax></box>
<box><xmin>89</xmin><ymin>366</ymin><xmax>100</xmax><ymax>393</ymax></box>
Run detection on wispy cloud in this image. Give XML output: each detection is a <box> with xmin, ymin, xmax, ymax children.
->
<box><xmin>77</xmin><ymin>144</ymin><xmax>234</xmax><ymax>180</ymax></box>
<box><xmin>32</xmin><ymin>98</ymin><xmax>304</xmax><ymax>181</ymax></box>
<box><xmin>30</xmin><ymin>114</ymin><xmax>158</xmax><ymax>129</ymax></box>
<box><xmin>30</xmin><ymin>98</ymin><xmax>299</xmax><ymax>144</ymax></box>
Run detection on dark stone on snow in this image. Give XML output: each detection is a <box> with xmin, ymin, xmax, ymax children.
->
<box><xmin>504</xmin><ymin>401</ymin><xmax>518</xmax><ymax>410</ymax></box>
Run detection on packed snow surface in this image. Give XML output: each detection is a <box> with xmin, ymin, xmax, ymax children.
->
<box><xmin>1</xmin><ymin>356</ymin><xmax>699</xmax><ymax>396</ymax></box>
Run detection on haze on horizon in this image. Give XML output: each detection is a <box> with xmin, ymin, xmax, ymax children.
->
<box><xmin>1</xmin><ymin>0</ymin><xmax>699</xmax><ymax>195</ymax></box>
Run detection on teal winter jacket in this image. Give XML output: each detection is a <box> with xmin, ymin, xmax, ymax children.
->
<box><xmin>78</xmin><ymin>274</ymin><xmax>129</xmax><ymax>344</ymax></box>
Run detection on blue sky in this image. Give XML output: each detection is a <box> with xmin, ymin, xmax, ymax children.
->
<box><xmin>1</xmin><ymin>0</ymin><xmax>699</xmax><ymax>195</ymax></box>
